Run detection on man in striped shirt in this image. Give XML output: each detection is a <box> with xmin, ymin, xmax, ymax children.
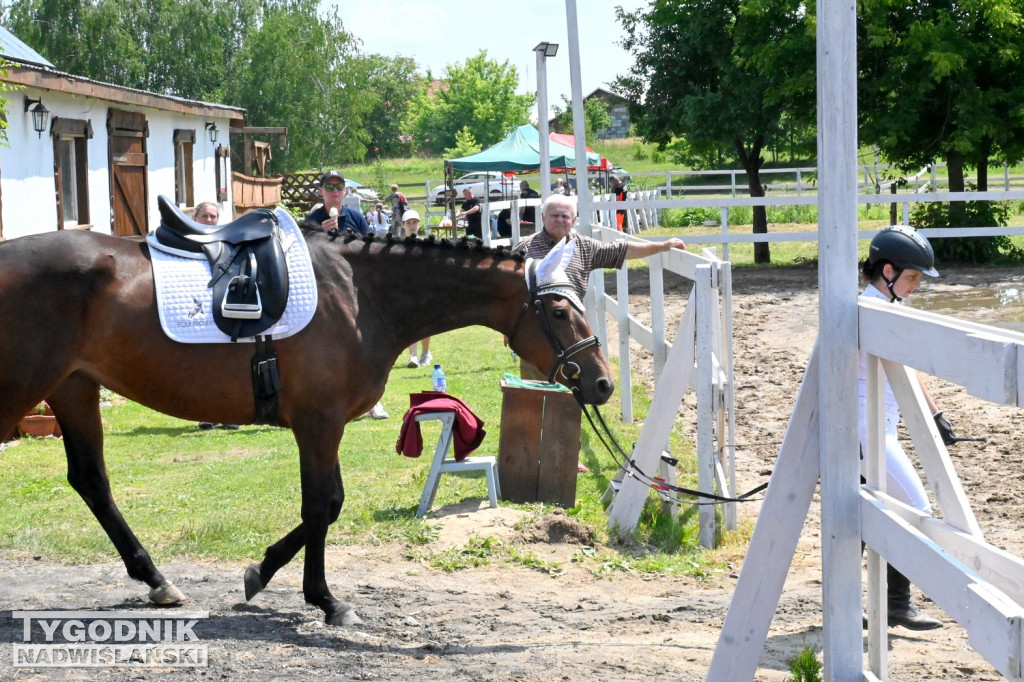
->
<box><xmin>511</xmin><ymin>193</ymin><xmax>685</xmax><ymax>303</ymax></box>
<box><xmin>511</xmin><ymin>194</ymin><xmax>685</xmax><ymax>473</ymax></box>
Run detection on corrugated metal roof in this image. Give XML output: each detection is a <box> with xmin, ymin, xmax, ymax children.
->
<box><xmin>0</xmin><ymin>26</ymin><xmax>54</xmax><ymax>68</ymax></box>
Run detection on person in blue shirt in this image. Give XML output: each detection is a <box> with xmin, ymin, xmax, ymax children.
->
<box><xmin>306</xmin><ymin>170</ymin><xmax>370</xmax><ymax>236</ymax></box>
<box><xmin>307</xmin><ymin>170</ymin><xmax>385</xmax><ymax>420</ymax></box>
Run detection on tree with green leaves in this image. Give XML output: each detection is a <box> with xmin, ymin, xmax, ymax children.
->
<box><xmin>352</xmin><ymin>54</ymin><xmax>425</xmax><ymax>158</ymax></box>
<box><xmin>3</xmin><ymin>0</ymin><xmax>385</xmax><ymax>170</ymax></box>
<box><xmin>407</xmin><ymin>51</ymin><xmax>534</xmax><ymax>156</ymax></box>
<box><xmin>859</xmin><ymin>0</ymin><xmax>1024</xmax><ymax>262</ymax></box>
<box><xmin>445</xmin><ymin>126</ymin><xmax>482</xmax><ymax>158</ymax></box>
<box><xmin>225</xmin><ymin>0</ymin><xmax>372</xmax><ymax>170</ymax></box>
<box><xmin>859</xmin><ymin>0</ymin><xmax>1024</xmax><ymax>193</ymax></box>
<box><xmin>550</xmin><ymin>95</ymin><xmax>611</xmax><ymax>139</ymax></box>
<box><xmin>615</xmin><ymin>0</ymin><xmax>814</xmax><ymax>263</ymax></box>
<box><xmin>3</xmin><ymin>0</ymin><xmax>256</xmax><ymax>100</ymax></box>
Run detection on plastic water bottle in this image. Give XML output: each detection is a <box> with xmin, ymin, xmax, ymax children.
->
<box><xmin>432</xmin><ymin>364</ymin><xmax>447</xmax><ymax>393</ymax></box>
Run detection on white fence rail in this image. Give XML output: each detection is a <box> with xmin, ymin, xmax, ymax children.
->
<box><xmin>630</xmin><ymin>161</ymin><xmax>1024</xmax><ymax>197</ymax></box>
<box><xmin>599</xmin><ymin>188</ymin><xmax>1024</xmax><ymax>261</ymax></box>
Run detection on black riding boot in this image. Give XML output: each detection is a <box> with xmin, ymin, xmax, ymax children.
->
<box><xmin>887</xmin><ymin>565</ymin><xmax>942</xmax><ymax>630</ymax></box>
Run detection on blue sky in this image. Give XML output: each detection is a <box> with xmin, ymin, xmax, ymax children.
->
<box><xmin>325</xmin><ymin>0</ymin><xmax>647</xmax><ymax>112</ymax></box>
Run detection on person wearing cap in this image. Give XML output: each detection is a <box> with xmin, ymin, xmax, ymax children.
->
<box><xmin>510</xmin><ymin>193</ymin><xmax>685</xmax><ymax>471</ymax></box>
<box><xmin>857</xmin><ymin>225</ymin><xmax>948</xmax><ymax>630</ymax></box>
<box><xmin>308</xmin><ymin>170</ymin><xmax>383</xmax><ymax>420</ymax></box>
<box><xmin>306</xmin><ymin>170</ymin><xmax>370</xmax><ymax>236</ymax></box>
<box><xmin>399</xmin><ymin>209</ymin><xmax>433</xmax><ymax>369</ymax></box>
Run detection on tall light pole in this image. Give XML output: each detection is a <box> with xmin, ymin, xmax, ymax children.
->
<box><xmin>534</xmin><ymin>41</ymin><xmax>558</xmax><ymax>200</ymax></box>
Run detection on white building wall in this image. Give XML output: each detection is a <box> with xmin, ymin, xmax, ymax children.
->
<box><xmin>1</xmin><ymin>86</ymin><xmax>234</xmax><ymax>239</ymax></box>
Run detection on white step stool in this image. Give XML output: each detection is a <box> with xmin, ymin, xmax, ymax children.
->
<box><xmin>415</xmin><ymin>411</ymin><xmax>501</xmax><ymax>517</ymax></box>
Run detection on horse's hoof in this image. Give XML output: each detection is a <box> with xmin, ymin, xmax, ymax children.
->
<box><xmin>149</xmin><ymin>581</ymin><xmax>186</xmax><ymax>605</ymax></box>
<box><xmin>244</xmin><ymin>563</ymin><xmax>265</xmax><ymax>601</ymax></box>
<box><xmin>325</xmin><ymin>605</ymin><xmax>362</xmax><ymax>627</ymax></box>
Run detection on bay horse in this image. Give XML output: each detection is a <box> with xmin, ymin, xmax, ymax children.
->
<box><xmin>0</xmin><ymin>226</ymin><xmax>614</xmax><ymax>625</ymax></box>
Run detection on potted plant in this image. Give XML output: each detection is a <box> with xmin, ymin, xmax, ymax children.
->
<box><xmin>18</xmin><ymin>402</ymin><xmax>62</xmax><ymax>438</ymax></box>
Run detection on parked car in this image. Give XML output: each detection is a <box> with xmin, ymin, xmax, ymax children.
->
<box><xmin>429</xmin><ymin>171</ymin><xmax>520</xmax><ymax>206</ymax></box>
<box><xmin>589</xmin><ymin>166</ymin><xmax>631</xmax><ymax>192</ymax></box>
<box><xmin>346</xmin><ymin>179</ymin><xmax>379</xmax><ymax>202</ymax></box>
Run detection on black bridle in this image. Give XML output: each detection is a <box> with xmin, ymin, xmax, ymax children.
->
<box><xmin>509</xmin><ymin>261</ymin><xmax>601</xmax><ymax>385</ymax></box>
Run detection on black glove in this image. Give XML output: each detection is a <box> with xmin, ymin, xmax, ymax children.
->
<box><xmin>933</xmin><ymin>411</ymin><xmax>957</xmax><ymax>446</ymax></box>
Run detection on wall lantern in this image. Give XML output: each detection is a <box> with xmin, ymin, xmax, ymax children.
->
<box><xmin>205</xmin><ymin>121</ymin><xmax>219</xmax><ymax>143</ymax></box>
<box><xmin>24</xmin><ymin>96</ymin><xmax>50</xmax><ymax>138</ymax></box>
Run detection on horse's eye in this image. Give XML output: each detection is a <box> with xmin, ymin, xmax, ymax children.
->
<box><xmin>553</xmin><ymin>308</ymin><xmax>568</xmax><ymax>320</ymax></box>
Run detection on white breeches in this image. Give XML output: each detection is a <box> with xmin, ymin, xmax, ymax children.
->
<box><xmin>863</xmin><ymin>432</ymin><xmax>932</xmax><ymax>515</ymax></box>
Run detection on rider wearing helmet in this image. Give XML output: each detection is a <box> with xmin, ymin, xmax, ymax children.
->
<box><xmin>858</xmin><ymin>225</ymin><xmax>947</xmax><ymax>630</ymax></box>
<box><xmin>863</xmin><ymin>224</ymin><xmax>939</xmax><ymax>302</ymax></box>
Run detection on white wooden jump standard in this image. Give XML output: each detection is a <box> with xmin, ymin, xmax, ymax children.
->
<box><xmin>591</xmin><ymin>230</ymin><xmax>732</xmax><ymax>548</ymax></box>
<box><xmin>708</xmin><ymin>302</ymin><xmax>1024</xmax><ymax>680</ymax></box>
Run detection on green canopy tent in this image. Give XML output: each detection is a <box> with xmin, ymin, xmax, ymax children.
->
<box><xmin>445</xmin><ymin>124</ymin><xmax>599</xmax><ymax>172</ymax></box>
<box><xmin>441</xmin><ymin>125</ymin><xmax>601</xmax><ymax>223</ymax></box>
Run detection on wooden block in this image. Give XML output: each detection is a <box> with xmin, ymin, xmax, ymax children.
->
<box><xmin>536</xmin><ymin>390</ymin><xmax>581</xmax><ymax>508</ymax></box>
<box><xmin>498</xmin><ymin>381</ymin><xmax>580</xmax><ymax>506</ymax></box>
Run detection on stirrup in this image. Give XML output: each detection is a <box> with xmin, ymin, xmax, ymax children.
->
<box><xmin>221</xmin><ymin>250</ymin><xmax>263</xmax><ymax>320</ymax></box>
<box><xmin>222</xmin><ymin>285</ymin><xmax>263</xmax><ymax>319</ymax></box>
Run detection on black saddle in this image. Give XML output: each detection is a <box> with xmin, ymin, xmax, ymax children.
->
<box><xmin>154</xmin><ymin>195</ymin><xmax>289</xmax><ymax>341</ymax></box>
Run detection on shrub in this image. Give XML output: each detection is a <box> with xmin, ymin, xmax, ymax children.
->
<box><xmin>910</xmin><ymin>193</ymin><xmax>1022</xmax><ymax>264</ymax></box>
<box><xmin>663</xmin><ymin>207</ymin><xmax>720</xmax><ymax>227</ymax></box>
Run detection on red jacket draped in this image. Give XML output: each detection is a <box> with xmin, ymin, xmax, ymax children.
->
<box><xmin>395</xmin><ymin>392</ymin><xmax>486</xmax><ymax>461</ymax></box>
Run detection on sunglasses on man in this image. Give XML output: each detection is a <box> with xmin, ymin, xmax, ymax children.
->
<box><xmin>323</xmin><ymin>183</ymin><xmax>344</xmax><ymax>192</ymax></box>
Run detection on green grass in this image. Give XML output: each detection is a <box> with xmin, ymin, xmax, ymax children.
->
<box><xmin>1</xmin><ymin>325</ymin><xmax>723</xmax><ymax>578</ymax></box>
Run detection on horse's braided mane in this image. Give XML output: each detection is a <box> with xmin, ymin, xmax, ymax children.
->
<box><xmin>296</xmin><ymin>219</ymin><xmax>526</xmax><ymax>263</ymax></box>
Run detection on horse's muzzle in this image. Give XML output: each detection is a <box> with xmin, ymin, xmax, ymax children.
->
<box><xmin>580</xmin><ymin>375</ymin><xmax>614</xmax><ymax>406</ymax></box>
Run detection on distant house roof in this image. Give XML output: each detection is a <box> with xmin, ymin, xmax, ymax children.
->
<box><xmin>426</xmin><ymin>79</ymin><xmax>448</xmax><ymax>98</ymax></box>
<box><xmin>585</xmin><ymin>87</ymin><xmax>628</xmax><ymax>105</ymax></box>
<box><xmin>0</xmin><ymin>26</ymin><xmax>244</xmax><ymax>120</ymax></box>
<box><xmin>0</xmin><ymin>26</ymin><xmax>54</xmax><ymax>68</ymax></box>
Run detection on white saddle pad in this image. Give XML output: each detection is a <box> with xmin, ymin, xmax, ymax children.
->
<box><xmin>146</xmin><ymin>207</ymin><xmax>317</xmax><ymax>344</ymax></box>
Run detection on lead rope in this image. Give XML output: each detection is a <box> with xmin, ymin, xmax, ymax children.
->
<box><xmin>571</xmin><ymin>387</ymin><xmax>768</xmax><ymax>507</ymax></box>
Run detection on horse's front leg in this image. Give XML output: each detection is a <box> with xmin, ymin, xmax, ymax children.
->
<box><xmin>297</xmin><ymin>424</ymin><xmax>359</xmax><ymax>626</ymax></box>
<box><xmin>243</xmin><ymin>463</ymin><xmax>341</xmax><ymax>601</ymax></box>
<box><xmin>49</xmin><ymin>373</ymin><xmax>184</xmax><ymax>606</ymax></box>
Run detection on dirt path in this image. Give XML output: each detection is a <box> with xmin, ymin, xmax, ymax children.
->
<box><xmin>2</xmin><ymin>264</ymin><xmax>1022</xmax><ymax>681</ymax></box>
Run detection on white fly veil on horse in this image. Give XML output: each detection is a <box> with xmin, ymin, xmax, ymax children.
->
<box><xmin>525</xmin><ymin>237</ymin><xmax>584</xmax><ymax>312</ymax></box>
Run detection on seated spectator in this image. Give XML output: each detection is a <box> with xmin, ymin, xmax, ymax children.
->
<box><xmin>497</xmin><ymin>208</ymin><xmax>513</xmax><ymax>238</ymax></box>
<box><xmin>192</xmin><ymin>201</ymin><xmax>240</xmax><ymax>432</ymax></box>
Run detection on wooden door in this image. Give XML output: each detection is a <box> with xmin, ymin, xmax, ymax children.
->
<box><xmin>108</xmin><ymin>109</ymin><xmax>149</xmax><ymax>237</ymax></box>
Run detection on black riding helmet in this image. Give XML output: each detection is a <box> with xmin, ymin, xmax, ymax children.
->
<box><xmin>868</xmin><ymin>225</ymin><xmax>938</xmax><ymax>301</ymax></box>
